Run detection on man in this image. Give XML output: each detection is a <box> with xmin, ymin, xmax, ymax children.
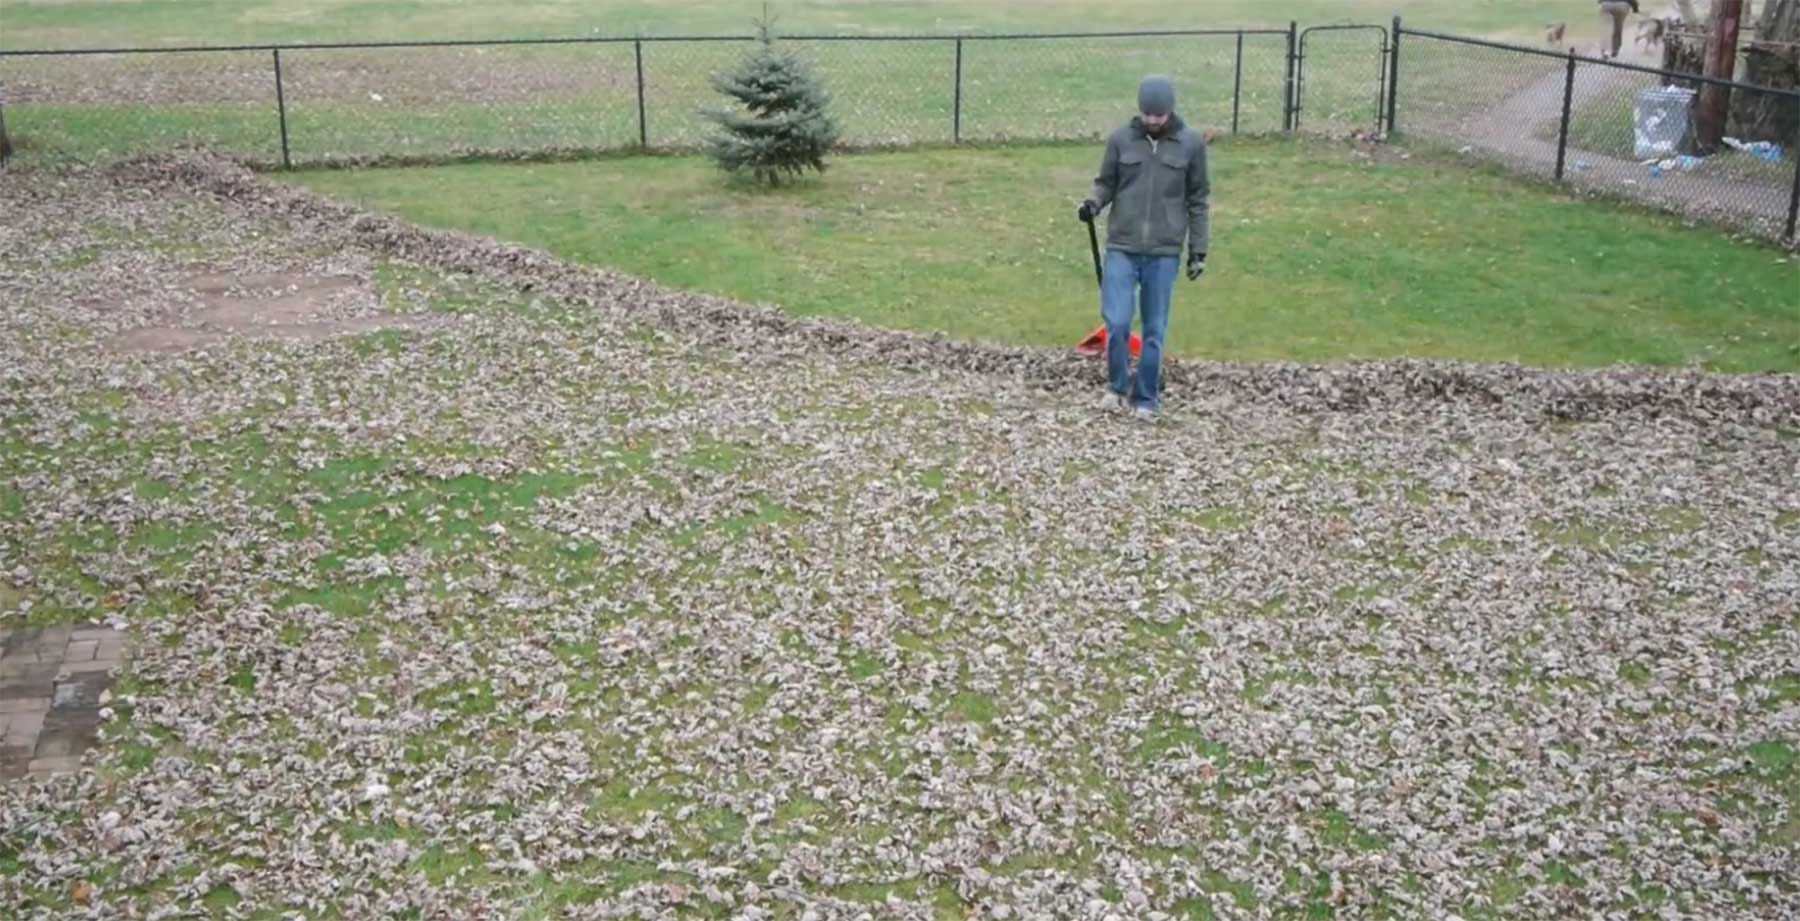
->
<box><xmin>1079</xmin><ymin>75</ymin><xmax>1210</xmax><ymax>421</ymax></box>
<box><xmin>1599</xmin><ymin>0</ymin><xmax>1640</xmax><ymax>59</ymax></box>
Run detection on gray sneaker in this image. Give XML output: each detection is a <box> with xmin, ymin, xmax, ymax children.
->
<box><xmin>1099</xmin><ymin>390</ymin><xmax>1128</xmax><ymax>413</ymax></box>
<box><xmin>1133</xmin><ymin>405</ymin><xmax>1158</xmax><ymax>423</ymax></box>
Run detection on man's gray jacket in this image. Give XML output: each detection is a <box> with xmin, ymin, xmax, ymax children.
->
<box><xmin>1088</xmin><ymin>113</ymin><xmax>1210</xmax><ymax>258</ymax></box>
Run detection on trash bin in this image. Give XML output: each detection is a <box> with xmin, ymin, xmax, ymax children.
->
<box><xmin>1634</xmin><ymin>86</ymin><xmax>1695</xmax><ymax>160</ymax></box>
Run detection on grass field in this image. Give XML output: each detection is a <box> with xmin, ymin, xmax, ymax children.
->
<box><xmin>287</xmin><ymin>138</ymin><xmax>1800</xmax><ymax>372</ymax></box>
<box><xmin>3</xmin><ymin>1</ymin><xmax>1596</xmax><ymax>49</ymax></box>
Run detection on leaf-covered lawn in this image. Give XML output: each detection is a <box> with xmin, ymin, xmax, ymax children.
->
<box><xmin>0</xmin><ymin>158</ymin><xmax>1796</xmax><ymax>920</ymax></box>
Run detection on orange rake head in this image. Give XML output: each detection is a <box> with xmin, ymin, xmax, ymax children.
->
<box><xmin>1074</xmin><ymin>326</ymin><xmax>1142</xmax><ymax>359</ymax></box>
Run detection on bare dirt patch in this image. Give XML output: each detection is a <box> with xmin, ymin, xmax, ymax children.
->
<box><xmin>110</xmin><ymin>270</ymin><xmax>428</xmax><ymax>352</ymax></box>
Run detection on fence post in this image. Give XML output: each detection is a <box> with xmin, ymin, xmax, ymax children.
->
<box><xmin>1555</xmin><ymin>48</ymin><xmax>1576</xmax><ymax>182</ymax></box>
<box><xmin>0</xmin><ymin>94</ymin><xmax>11</xmax><ymax>167</ymax></box>
<box><xmin>1283</xmin><ymin>21</ymin><xmax>1298</xmax><ymax>132</ymax></box>
<box><xmin>1787</xmin><ymin>95</ymin><xmax>1800</xmax><ymax>241</ymax></box>
<box><xmin>953</xmin><ymin>38</ymin><xmax>963</xmax><ymax>144</ymax></box>
<box><xmin>1294</xmin><ymin>29</ymin><xmax>1308</xmax><ymax>132</ymax></box>
<box><xmin>1386</xmin><ymin>16</ymin><xmax>1401</xmax><ymax>136</ymax></box>
<box><xmin>1375</xmin><ymin>32</ymin><xmax>1389</xmax><ymax>129</ymax></box>
<box><xmin>1232</xmin><ymin>31</ymin><xmax>1243</xmax><ymax>134</ymax></box>
<box><xmin>272</xmin><ymin>49</ymin><xmax>291</xmax><ymax>170</ymax></box>
<box><xmin>635</xmin><ymin>39</ymin><xmax>648</xmax><ymax>149</ymax></box>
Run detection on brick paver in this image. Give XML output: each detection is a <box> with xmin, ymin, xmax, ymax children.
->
<box><xmin>0</xmin><ymin>623</ymin><xmax>124</xmax><ymax>781</ymax></box>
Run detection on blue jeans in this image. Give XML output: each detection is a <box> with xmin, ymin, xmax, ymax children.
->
<box><xmin>1100</xmin><ymin>249</ymin><xmax>1177</xmax><ymax>411</ymax></box>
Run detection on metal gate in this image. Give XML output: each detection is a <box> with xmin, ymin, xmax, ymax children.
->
<box><xmin>1294</xmin><ymin>25</ymin><xmax>1390</xmax><ymax>133</ymax></box>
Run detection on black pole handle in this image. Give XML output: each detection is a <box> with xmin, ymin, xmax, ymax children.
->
<box><xmin>1084</xmin><ymin>214</ymin><xmax>1103</xmax><ymax>288</ymax></box>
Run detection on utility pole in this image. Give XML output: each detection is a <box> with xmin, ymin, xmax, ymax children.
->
<box><xmin>1694</xmin><ymin>0</ymin><xmax>1745</xmax><ymax>151</ymax></box>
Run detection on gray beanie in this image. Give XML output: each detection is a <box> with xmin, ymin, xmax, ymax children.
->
<box><xmin>1137</xmin><ymin>75</ymin><xmax>1175</xmax><ymax>115</ymax></box>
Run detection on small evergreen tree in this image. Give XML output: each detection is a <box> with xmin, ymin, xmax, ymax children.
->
<box><xmin>703</xmin><ymin>17</ymin><xmax>839</xmax><ymax>186</ymax></box>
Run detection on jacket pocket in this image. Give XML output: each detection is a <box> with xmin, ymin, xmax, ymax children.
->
<box><xmin>1118</xmin><ymin>150</ymin><xmax>1148</xmax><ymax>183</ymax></box>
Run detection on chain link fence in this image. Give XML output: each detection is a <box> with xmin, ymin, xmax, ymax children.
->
<box><xmin>0</xmin><ymin>49</ymin><xmax>286</xmax><ymax>164</ymax></box>
<box><xmin>1391</xmin><ymin>24</ymin><xmax>1800</xmax><ymax>241</ymax></box>
<box><xmin>278</xmin><ymin>43</ymin><xmax>641</xmax><ymax>162</ymax></box>
<box><xmin>642</xmin><ymin>37</ymin><xmax>955</xmax><ymax>149</ymax></box>
<box><xmin>5</xmin><ymin>22</ymin><xmax>1796</xmax><ymax>241</ymax></box>
<box><xmin>956</xmin><ymin>31</ymin><xmax>1292</xmax><ymax>141</ymax></box>
<box><xmin>0</xmin><ymin>29</ymin><xmax>1299</xmax><ymax>170</ymax></box>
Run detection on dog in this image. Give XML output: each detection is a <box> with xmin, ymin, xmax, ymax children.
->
<box><xmin>1635</xmin><ymin>16</ymin><xmax>1670</xmax><ymax>52</ymax></box>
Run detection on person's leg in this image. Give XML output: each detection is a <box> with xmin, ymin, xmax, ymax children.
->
<box><xmin>1605</xmin><ymin>3</ymin><xmax>1627</xmax><ymax>57</ymax></box>
<box><xmin>1100</xmin><ymin>249</ymin><xmax>1139</xmax><ymax>399</ymax></box>
<box><xmin>1130</xmin><ymin>254</ymin><xmax>1179</xmax><ymax>411</ymax></box>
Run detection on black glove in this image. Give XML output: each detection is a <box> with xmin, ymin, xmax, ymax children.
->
<box><xmin>1077</xmin><ymin>199</ymin><xmax>1100</xmax><ymax>223</ymax></box>
<box><xmin>1186</xmin><ymin>250</ymin><xmax>1207</xmax><ymax>281</ymax></box>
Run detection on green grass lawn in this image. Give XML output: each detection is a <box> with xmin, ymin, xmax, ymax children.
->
<box><xmin>2</xmin><ymin>0</ymin><xmax>1595</xmax><ymax>49</ymax></box>
<box><xmin>286</xmin><ymin>137</ymin><xmax>1800</xmax><ymax>372</ymax></box>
